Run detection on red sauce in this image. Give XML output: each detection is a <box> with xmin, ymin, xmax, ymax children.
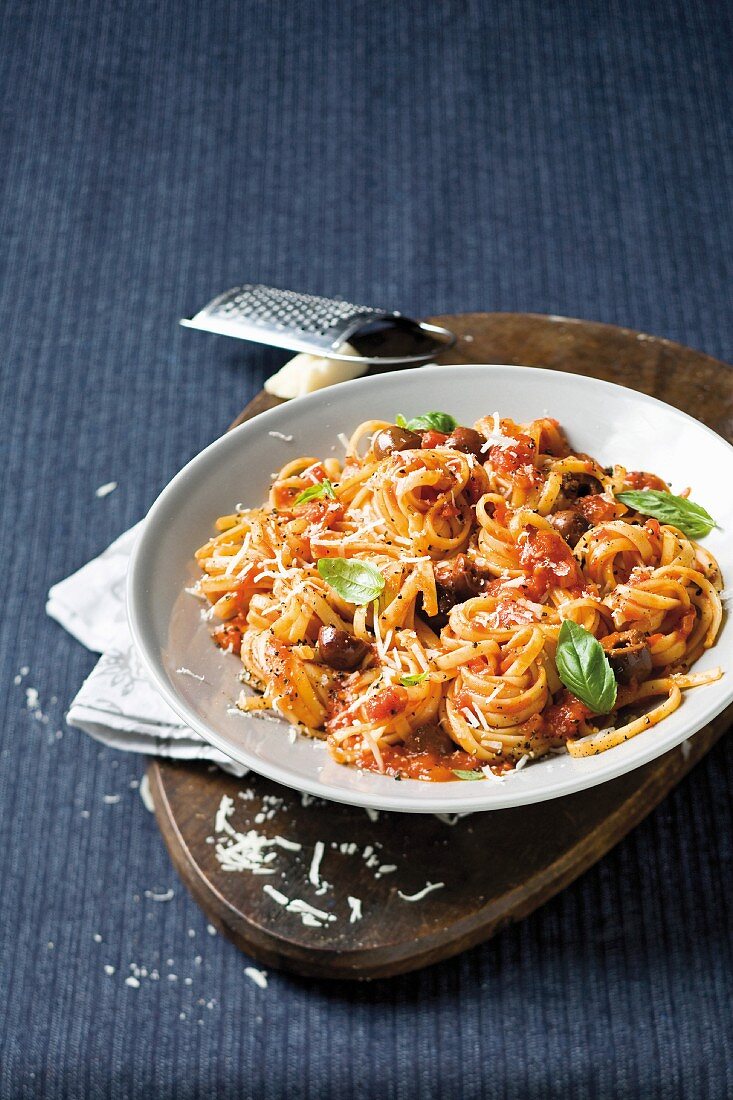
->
<box><xmin>518</xmin><ymin>527</ymin><xmax>582</xmax><ymax>596</ymax></box>
<box><xmin>485</xmin><ymin>436</ymin><xmax>539</xmax><ymax>489</ymax></box>
<box><xmin>356</xmin><ymin>745</ymin><xmax>482</xmax><ymax>782</ymax></box>
<box><xmin>212</xmin><ymin>623</ymin><xmax>244</xmax><ymax>656</ymax></box>
<box><xmin>421</xmin><ymin>430</ymin><xmax>449</xmax><ymax>448</ymax></box>
<box><xmin>436</xmin><ymin>499</ymin><xmax>460</xmax><ymax>520</ymax></box>
<box><xmin>575</xmin><ymin>494</ymin><xmax>623</xmax><ymax>524</ymax></box>
<box><xmin>272</xmin><ymin>484</ymin><xmax>300</xmax><ymax>509</ymax></box>
<box><xmin>301</xmin><ymin>500</ymin><xmax>345</xmax><ymax>554</ymax></box>
<box><xmin>231</xmin><ymin>562</ymin><xmax>267</xmax><ymax>612</ymax></box>
<box><xmin>301</xmin><ymin>500</ymin><xmax>344</xmax><ymax>526</ymax></box>
<box><xmin>466</xmin><ymin>657</ymin><xmax>488</xmax><ymax>674</ymax></box>
<box><xmin>544</xmin><ymin>690</ymin><xmax>593</xmax><ymax>740</ymax></box>
<box><xmin>625</xmin><ymin>470</ymin><xmax>668</xmax><ymax>491</ymax></box>
<box><xmin>493</xmin><ymin>500</ymin><xmax>510</xmax><ymax>525</ymax></box>
<box><xmin>483</xmin><ymin>576</ymin><xmax>511</xmax><ymax>596</ymax></box>
<box><xmin>301</xmin><ymin>462</ymin><xmax>328</xmax><ymax>482</ymax></box>
<box><xmin>363</xmin><ymin>685</ymin><xmax>409</xmax><ymax>722</ymax></box>
<box><xmin>452</xmin><ymin>688</ymin><xmax>473</xmax><ymax>711</ymax></box>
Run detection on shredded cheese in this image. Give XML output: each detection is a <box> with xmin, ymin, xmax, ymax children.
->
<box><xmin>262</xmin><ymin>884</ymin><xmax>336</xmax><ymax>927</ymax></box>
<box><xmin>397</xmin><ymin>881</ymin><xmax>445</xmax><ymax>902</ymax></box>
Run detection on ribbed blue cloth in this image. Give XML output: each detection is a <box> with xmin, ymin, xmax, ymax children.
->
<box><xmin>1</xmin><ymin>1</ymin><xmax>731</xmax><ymax>1095</ymax></box>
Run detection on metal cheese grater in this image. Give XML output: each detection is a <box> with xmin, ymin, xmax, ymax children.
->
<box><xmin>180</xmin><ymin>285</ymin><xmax>456</xmax><ymax>366</ymax></box>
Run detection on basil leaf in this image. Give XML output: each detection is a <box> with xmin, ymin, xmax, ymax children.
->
<box><xmin>317</xmin><ymin>558</ymin><xmax>385</xmax><ymax>604</ymax></box>
<box><xmin>616</xmin><ymin>489</ymin><xmax>716</xmax><ymax>539</ymax></box>
<box><xmin>396</xmin><ymin>411</ymin><xmax>457</xmax><ymax>434</ymax></box>
<box><xmin>555</xmin><ymin>620</ymin><xmax>617</xmax><ymax>714</ymax></box>
<box><xmin>400</xmin><ymin>671</ymin><xmax>429</xmax><ymax>687</ymax></box>
<box><xmin>294</xmin><ymin>479</ymin><xmax>336</xmax><ymax>506</ymax></box>
<box><xmin>452</xmin><ymin>769</ymin><xmax>484</xmax><ymax>781</ymax></box>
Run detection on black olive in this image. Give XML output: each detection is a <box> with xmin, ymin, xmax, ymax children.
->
<box><xmin>550</xmin><ymin>510</ymin><xmax>591</xmax><ymax>548</ymax></box>
<box><xmin>434</xmin><ymin>554</ymin><xmax>484</xmax><ymax>613</ymax></box>
<box><xmin>316</xmin><ymin>625</ymin><xmax>370</xmax><ymax>671</ymax></box>
<box><xmin>444</xmin><ymin>426</ymin><xmax>486</xmax><ymax>458</ymax></box>
<box><xmin>561</xmin><ymin>472</ymin><xmax>603</xmax><ymax>500</ymax></box>
<box><xmin>372</xmin><ymin>425</ymin><xmax>423</xmax><ymax>460</ymax></box>
<box><xmin>601</xmin><ymin>630</ymin><xmax>653</xmax><ymax>685</ymax></box>
<box><xmin>434</xmin><ymin>554</ymin><xmax>483</xmax><ymax>598</ymax></box>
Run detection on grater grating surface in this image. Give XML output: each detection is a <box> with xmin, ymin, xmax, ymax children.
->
<box><xmin>181</xmin><ymin>285</ymin><xmax>455</xmax><ymax>365</ymax></box>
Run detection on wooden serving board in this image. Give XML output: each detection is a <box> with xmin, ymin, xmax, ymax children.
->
<box><xmin>148</xmin><ymin>312</ymin><xmax>733</xmax><ymax>980</ymax></box>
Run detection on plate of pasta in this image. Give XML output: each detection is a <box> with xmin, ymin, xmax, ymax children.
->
<box><xmin>128</xmin><ymin>365</ymin><xmax>733</xmax><ymax>812</ymax></box>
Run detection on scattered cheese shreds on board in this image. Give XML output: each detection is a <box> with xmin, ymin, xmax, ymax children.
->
<box><xmin>262</xmin><ymin>884</ymin><xmax>336</xmax><ymax>927</ymax></box>
<box><xmin>144</xmin><ymin>888</ymin><xmax>175</xmax><ymax>902</ymax></box>
<box><xmin>397</xmin><ymin>881</ymin><xmax>445</xmax><ymax>902</ymax></box>
<box><xmin>213</xmin><ymin>795</ymin><xmax>302</xmax><ymax>874</ymax></box>
<box><xmin>95</xmin><ymin>481</ymin><xmax>117</xmax><ymax>498</ymax></box>
<box><xmin>308</xmin><ymin>841</ymin><xmax>325</xmax><ymax>890</ymax></box>
<box><xmin>244</xmin><ymin>966</ymin><xmax>269</xmax><ymax>989</ymax></box>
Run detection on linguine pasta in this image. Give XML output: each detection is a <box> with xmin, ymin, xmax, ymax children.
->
<box><xmin>190</xmin><ymin>412</ymin><xmax>723</xmax><ymax>781</ymax></box>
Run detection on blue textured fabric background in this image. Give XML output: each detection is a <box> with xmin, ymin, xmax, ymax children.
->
<box><xmin>1</xmin><ymin>1</ymin><xmax>732</xmax><ymax>1096</ymax></box>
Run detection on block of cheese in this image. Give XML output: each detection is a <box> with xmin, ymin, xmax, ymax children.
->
<box><xmin>263</xmin><ymin>343</ymin><xmax>367</xmax><ymax>399</ymax></box>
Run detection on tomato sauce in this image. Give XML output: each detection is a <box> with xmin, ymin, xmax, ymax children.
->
<box><xmin>466</xmin><ymin>657</ymin><xmax>488</xmax><ymax>674</ymax></box>
<box><xmin>544</xmin><ymin>691</ymin><xmax>593</xmax><ymax>740</ymax></box>
<box><xmin>272</xmin><ymin>484</ymin><xmax>300</xmax><ymax>509</ymax></box>
<box><xmin>212</xmin><ymin>622</ymin><xmax>244</xmax><ymax>656</ymax></box>
<box><xmin>436</xmin><ymin>499</ymin><xmax>460</xmax><ymax>519</ymax></box>
<box><xmin>301</xmin><ymin>500</ymin><xmax>345</xmax><ymax>554</ymax></box>
<box><xmin>363</xmin><ymin>686</ymin><xmax>408</xmax><ymax>722</ymax></box>
<box><xmin>485</xmin><ymin>436</ymin><xmax>540</xmax><ymax>489</ymax></box>
<box><xmin>625</xmin><ymin>470</ymin><xmax>668</xmax><ymax>491</ymax></box>
<box><xmin>575</xmin><ymin>494</ymin><xmax>624</xmax><ymax>524</ymax></box>
<box><xmin>518</xmin><ymin>527</ymin><xmax>582</xmax><ymax>596</ymax></box>
<box><xmin>421</xmin><ymin>430</ymin><xmax>449</xmax><ymax>448</ymax></box>
<box><xmin>229</xmin><ymin>563</ymin><xmax>268</xmax><ymax>613</ymax></box>
<box><xmin>354</xmin><ymin>744</ymin><xmax>482</xmax><ymax>781</ymax></box>
<box><xmin>492</xmin><ymin>500</ymin><xmax>510</xmax><ymax>525</ymax></box>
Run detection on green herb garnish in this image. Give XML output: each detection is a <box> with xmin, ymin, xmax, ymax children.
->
<box><xmin>616</xmin><ymin>489</ymin><xmax>716</xmax><ymax>539</ymax></box>
<box><xmin>317</xmin><ymin>558</ymin><xmax>385</xmax><ymax>604</ymax></box>
<box><xmin>400</xmin><ymin>671</ymin><xmax>430</xmax><ymax>687</ymax></box>
<box><xmin>452</xmin><ymin>769</ymin><xmax>485</xmax><ymax>781</ymax></box>
<box><xmin>395</xmin><ymin>411</ymin><xmax>457</xmax><ymax>434</ymax></box>
<box><xmin>294</xmin><ymin>479</ymin><xmax>336</xmax><ymax>506</ymax></box>
<box><xmin>555</xmin><ymin>620</ymin><xmax>617</xmax><ymax>714</ymax></box>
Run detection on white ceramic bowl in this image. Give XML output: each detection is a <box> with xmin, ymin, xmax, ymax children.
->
<box><xmin>128</xmin><ymin>365</ymin><xmax>733</xmax><ymax>812</ymax></box>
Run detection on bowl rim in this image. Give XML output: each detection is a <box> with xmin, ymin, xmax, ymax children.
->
<box><xmin>127</xmin><ymin>363</ymin><xmax>733</xmax><ymax>812</ymax></box>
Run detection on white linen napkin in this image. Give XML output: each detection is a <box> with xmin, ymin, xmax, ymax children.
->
<box><xmin>47</xmin><ymin>524</ymin><xmax>248</xmax><ymax>775</ymax></box>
